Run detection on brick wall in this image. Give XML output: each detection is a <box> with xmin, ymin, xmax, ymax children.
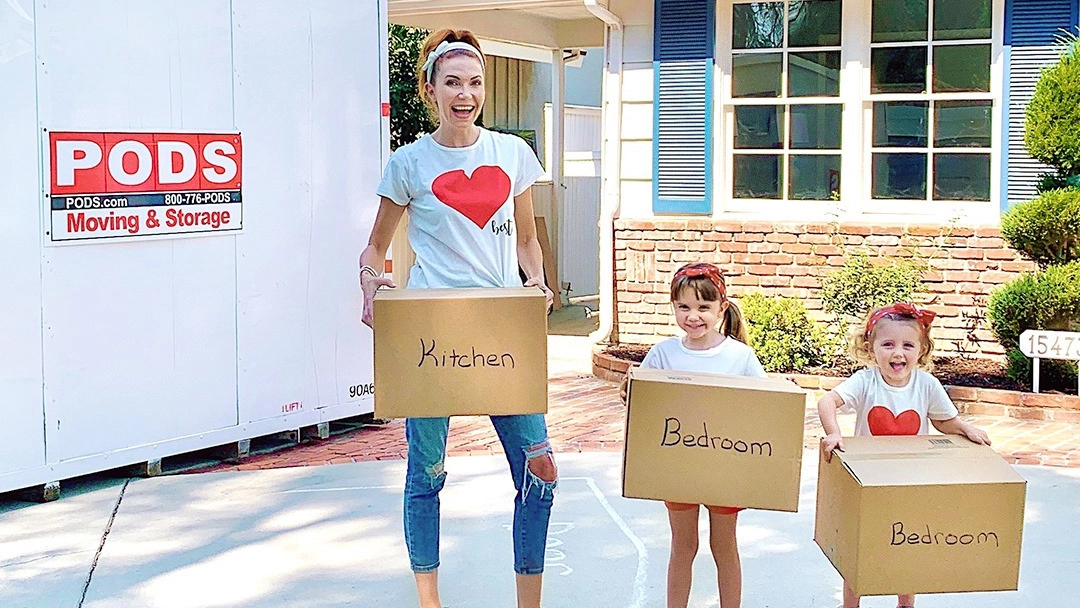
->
<box><xmin>614</xmin><ymin>219</ymin><xmax>1037</xmax><ymax>358</ymax></box>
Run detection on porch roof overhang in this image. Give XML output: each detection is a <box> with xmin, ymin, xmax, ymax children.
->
<box><xmin>388</xmin><ymin>0</ymin><xmax>610</xmax><ymax>49</ymax></box>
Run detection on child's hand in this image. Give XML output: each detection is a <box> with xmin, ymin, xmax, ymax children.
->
<box><xmin>618</xmin><ymin>374</ymin><xmax>629</xmax><ymax>406</ymax></box>
<box><xmin>962</xmin><ymin>424</ymin><xmax>992</xmax><ymax>446</ymax></box>
<box><xmin>820</xmin><ymin>434</ymin><xmax>844</xmax><ymax>462</ymax></box>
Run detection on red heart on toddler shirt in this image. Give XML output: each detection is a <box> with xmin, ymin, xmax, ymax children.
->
<box><xmin>867</xmin><ymin>406</ymin><xmax>921</xmax><ymax>436</ymax></box>
<box><xmin>432</xmin><ymin>166</ymin><xmax>512</xmax><ymax>229</ymax></box>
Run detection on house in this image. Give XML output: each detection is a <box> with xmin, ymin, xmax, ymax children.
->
<box><xmin>389</xmin><ymin>0</ymin><xmax>1078</xmax><ymax>356</ymax></box>
<box><xmin>477</xmin><ymin>44</ymin><xmax>607</xmax><ymax>299</ymax></box>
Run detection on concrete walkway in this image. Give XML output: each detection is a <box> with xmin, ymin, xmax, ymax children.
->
<box><xmin>2</xmin><ymin>453</ymin><xmax>1078</xmax><ymax>607</ymax></box>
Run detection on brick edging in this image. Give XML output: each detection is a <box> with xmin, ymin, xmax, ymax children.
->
<box><xmin>592</xmin><ymin>351</ymin><xmax>1080</xmax><ymax>423</ymax></box>
<box><xmin>592</xmin><ymin>349</ymin><xmax>632</xmax><ymax>383</ymax></box>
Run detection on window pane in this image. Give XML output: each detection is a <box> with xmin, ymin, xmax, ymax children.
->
<box><xmin>871</xmin><ymin>47</ymin><xmax>927</xmax><ymax>93</ymax></box>
<box><xmin>733</xmin><ymin>53</ymin><xmax>783</xmax><ymax>98</ymax></box>
<box><xmin>790</xmin><ymin>104</ymin><xmax>842</xmax><ymax>149</ymax></box>
<box><xmin>935</xmin><ymin>101</ymin><xmax>992</xmax><ymax>147</ymax></box>
<box><xmin>733</xmin><ymin>2</ymin><xmax>785</xmax><ymax>49</ymax></box>
<box><xmin>788</xmin><ymin>0</ymin><xmax>842</xmax><ymax>47</ymax></box>
<box><xmin>734</xmin><ymin>155</ymin><xmax>782</xmax><ymax>198</ymax></box>
<box><xmin>934</xmin><ymin>153</ymin><xmax>991</xmax><ymax>200</ymax></box>
<box><xmin>873</xmin><ymin>102</ymin><xmax>928</xmax><ymax>147</ymax></box>
<box><xmin>873</xmin><ymin>153</ymin><xmax>927</xmax><ymax>199</ymax></box>
<box><xmin>790</xmin><ymin>155</ymin><xmax>841</xmax><ymax>200</ymax></box>
<box><xmin>789</xmin><ymin>51</ymin><xmax>841</xmax><ymax>96</ymax></box>
<box><xmin>872</xmin><ymin>0</ymin><xmax>928</xmax><ymax>43</ymax></box>
<box><xmin>934</xmin><ymin>0</ymin><xmax>991</xmax><ymax>40</ymax></box>
<box><xmin>933</xmin><ymin>44</ymin><xmax>990</xmax><ymax>92</ymax></box>
<box><xmin>735</xmin><ymin>105</ymin><xmax>786</xmax><ymax>149</ymax></box>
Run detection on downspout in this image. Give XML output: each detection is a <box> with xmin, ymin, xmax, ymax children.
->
<box><xmin>584</xmin><ymin>0</ymin><xmax>623</xmax><ymax>345</ymax></box>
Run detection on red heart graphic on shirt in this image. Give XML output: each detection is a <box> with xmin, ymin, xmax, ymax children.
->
<box><xmin>432</xmin><ymin>166</ymin><xmax>512</xmax><ymax>229</ymax></box>
<box><xmin>867</xmin><ymin>406</ymin><xmax>921</xmax><ymax>436</ymax></box>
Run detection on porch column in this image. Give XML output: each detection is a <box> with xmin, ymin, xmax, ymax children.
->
<box><xmin>550</xmin><ymin>47</ymin><xmax>566</xmax><ymax>293</ymax></box>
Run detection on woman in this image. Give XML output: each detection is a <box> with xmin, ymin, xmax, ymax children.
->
<box><xmin>358</xmin><ymin>29</ymin><xmax>558</xmax><ymax>608</ymax></box>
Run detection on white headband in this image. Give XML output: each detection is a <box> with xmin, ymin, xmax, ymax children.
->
<box><xmin>423</xmin><ymin>41</ymin><xmax>485</xmax><ymax>80</ymax></box>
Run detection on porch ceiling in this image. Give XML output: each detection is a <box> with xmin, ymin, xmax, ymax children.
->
<box><xmin>388</xmin><ymin>0</ymin><xmax>608</xmax><ymax>49</ymax></box>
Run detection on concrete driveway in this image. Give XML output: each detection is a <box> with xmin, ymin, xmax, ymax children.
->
<box><xmin>2</xmin><ymin>451</ymin><xmax>1077</xmax><ymax>607</ymax></box>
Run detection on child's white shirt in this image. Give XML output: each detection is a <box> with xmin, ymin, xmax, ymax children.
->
<box><xmin>833</xmin><ymin>368</ymin><xmax>959</xmax><ymax>436</ymax></box>
<box><xmin>639</xmin><ymin>336</ymin><xmax>768</xmax><ymax>378</ymax></box>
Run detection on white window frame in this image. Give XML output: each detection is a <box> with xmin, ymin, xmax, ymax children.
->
<box><xmin>717</xmin><ymin>0</ymin><xmax>849</xmax><ymax>216</ymax></box>
<box><xmin>711</xmin><ymin>0</ymin><xmax>1005</xmax><ymax>221</ymax></box>
<box><xmin>861</xmin><ymin>0</ymin><xmax>1005</xmax><ymax>219</ymax></box>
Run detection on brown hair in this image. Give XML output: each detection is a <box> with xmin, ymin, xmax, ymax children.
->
<box><xmin>416</xmin><ymin>29</ymin><xmax>485</xmax><ymax>120</ymax></box>
<box><xmin>848</xmin><ymin>308</ymin><xmax>936</xmax><ymax>371</ymax></box>
<box><xmin>669</xmin><ymin>264</ymin><xmax>749</xmax><ymax>344</ymax></box>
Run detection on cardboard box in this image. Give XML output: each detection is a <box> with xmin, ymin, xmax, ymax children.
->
<box><xmin>622</xmin><ymin>367</ymin><xmax>807</xmax><ymax>512</ymax></box>
<box><xmin>373</xmin><ymin>287</ymin><xmax>547</xmax><ymax>418</ymax></box>
<box><xmin>814</xmin><ymin>435</ymin><xmax>1026</xmax><ymax>596</ymax></box>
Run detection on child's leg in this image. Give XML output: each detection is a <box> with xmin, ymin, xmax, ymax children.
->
<box><xmin>897</xmin><ymin>593</ymin><xmax>916</xmax><ymax>607</ymax></box>
<box><xmin>666</xmin><ymin>503</ymin><xmax>700</xmax><ymax>608</ymax></box>
<box><xmin>707</xmin><ymin>509</ymin><xmax>741</xmax><ymax>608</ymax></box>
<box><xmin>842</xmin><ymin>580</ymin><xmax>859</xmax><ymax>608</ymax></box>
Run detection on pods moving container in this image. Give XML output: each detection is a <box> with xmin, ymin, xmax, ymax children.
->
<box><xmin>0</xmin><ymin>0</ymin><xmax>389</xmax><ymax>493</ymax></box>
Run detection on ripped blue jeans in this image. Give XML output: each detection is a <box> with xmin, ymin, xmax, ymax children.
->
<box><xmin>403</xmin><ymin>414</ymin><xmax>556</xmax><ymax>575</ymax></box>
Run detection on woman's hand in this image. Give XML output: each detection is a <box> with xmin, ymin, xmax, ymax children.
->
<box><xmin>820</xmin><ymin>433</ymin><xmax>844</xmax><ymax>463</ymax></box>
<box><xmin>361</xmin><ymin>272</ymin><xmax>397</xmax><ymax>328</ymax></box>
<box><xmin>524</xmin><ymin>277</ymin><xmax>555</xmax><ymax>312</ymax></box>
<box><xmin>618</xmin><ymin>374</ymin><xmax>629</xmax><ymax>406</ymax></box>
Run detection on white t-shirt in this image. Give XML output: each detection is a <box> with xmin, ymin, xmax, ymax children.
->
<box><xmin>640</xmin><ymin>336</ymin><xmax>768</xmax><ymax>378</ymax></box>
<box><xmin>833</xmin><ymin>368</ymin><xmax>959</xmax><ymax>436</ymax></box>
<box><xmin>376</xmin><ymin>129</ymin><xmax>545</xmax><ymax>289</ymax></box>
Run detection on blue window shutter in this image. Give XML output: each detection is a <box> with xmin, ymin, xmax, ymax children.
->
<box><xmin>653</xmin><ymin>0</ymin><xmax>716</xmax><ymax>215</ymax></box>
<box><xmin>1006</xmin><ymin>0</ymin><xmax>1076</xmax><ymax>46</ymax></box>
<box><xmin>1004</xmin><ymin>0</ymin><xmax>1078</xmax><ymax>206</ymax></box>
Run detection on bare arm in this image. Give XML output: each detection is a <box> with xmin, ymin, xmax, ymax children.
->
<box><xmin>932</xmin><ymin>416</ymin><xmax>991</xmax><ymax>445</ymax></box>
<box><xmin>817</xmin><ymin>390</ymin><xmax>846</xmax><ymax>462</ymax></box>
<box><xmin>513</xmin><ymin>187</ymin><xmax>554</xmax><ymax>309</ymax></box>
<box><xmin>358</xmin><ymin>197</ymin><xmax>407</xmax><ymax>327</ymax></box>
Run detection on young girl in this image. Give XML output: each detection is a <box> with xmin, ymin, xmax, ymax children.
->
<box><xmin>622</xmin><ymin>262</ymin><xmax>767</xmax><ymax>608</ymax></box>
<box><xmin>817</xmin><ymin>302</ymin><xmax>991</xmax><ymax>608</ymax></box>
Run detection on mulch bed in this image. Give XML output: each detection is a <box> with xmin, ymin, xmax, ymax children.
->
<box><xmin>602</xmin><ymin>345</ymin><xmax>1031</xmax><ymax>392</ymax></box>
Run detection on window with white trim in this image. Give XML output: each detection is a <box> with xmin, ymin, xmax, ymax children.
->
<box><xmin>714</xmin><ymin>0</ymin><xmax>1000</xmax><ymax>215</ymax></box>
<box><xmin>727</xmin><ymin>0</ymin><xmax>844</xmax><ymax>202</ymax></box>
<box><xmin>869</xmin><ymin>0</ymin><xmax>994</xmax><ymax>202</ymax></box>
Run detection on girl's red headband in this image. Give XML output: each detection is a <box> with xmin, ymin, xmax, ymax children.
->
<box><xmin>865</xmin><ymin>302</ymin><xmax>936</xmax><ymax>338</ymax></box>
<box><xmin>673</xmin><ymin>263</ymin><xmax>727</xmax><ymax>298</ymax></box>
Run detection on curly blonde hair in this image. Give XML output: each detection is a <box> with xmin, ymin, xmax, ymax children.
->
<box><xmin>847</xmin><ymin>310</ymin><xmax>935</xmax><ymax>372</ymax></box>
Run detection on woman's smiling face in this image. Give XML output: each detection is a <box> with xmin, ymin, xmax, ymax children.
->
<box><xmin>426</xmin><ymin>53</ymin><xmax>485</xmax><ymax>127</ymax></box>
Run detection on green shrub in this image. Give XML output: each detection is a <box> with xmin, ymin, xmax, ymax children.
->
<box><xmin>741</xmin><ymin>293</ymin><xmax>831</xmax><ymax>373</ymax></box>
<box><xmin>1036</xmin><ymin>169</ymin><xmax>1074</xmax><ymax>193</ymax></box>
<box><xmin>1025</xmin><ymin>37</ymin><xmax>1080</xmax><ymax>173</ymax></box>
<box><xmin>819</xmin><ymin>253</ymin><xmax>925</xmax><ymax>321</ymax></box>
<box><xmin>1000</xmin><ymin>189</ymin><xmax>1080</xmax><ymax>268</ymax></box>
<box><xmin>1005</xmin><ymin>347</ymin><xmax>1079</xmax><ymax>391</ymax></box>
<box><xmin>389</xmin><ymin>25</ymin><xmax>436</xmax><ymax>149</ymax></box>
<box><xmin>987</xmin><ymin>261</ymin><xmax>1080</xmax><ymax>349</ymax></box>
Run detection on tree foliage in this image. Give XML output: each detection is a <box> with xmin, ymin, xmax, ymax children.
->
<box><xmin>389</xmin><ymin>25</ymin><xmax>436</xmax><ymax>150</ymax></box>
